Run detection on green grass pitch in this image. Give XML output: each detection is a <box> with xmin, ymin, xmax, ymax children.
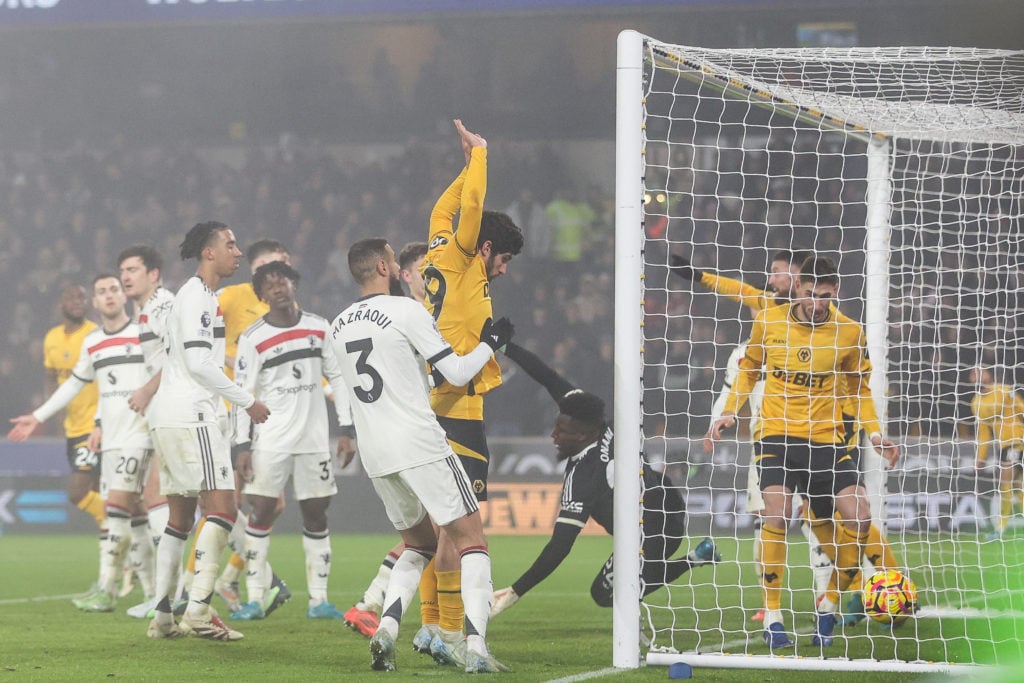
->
<box><xmin>1</xmin><ymin>532</ymin><xmax>1014</xmax><ymax>681</ymax></box>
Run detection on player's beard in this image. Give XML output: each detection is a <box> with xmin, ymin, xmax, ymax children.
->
<box><xmin>389</xmin><ymin>273</ymin><xmax>404</xmax><ymax>296</ymax></box>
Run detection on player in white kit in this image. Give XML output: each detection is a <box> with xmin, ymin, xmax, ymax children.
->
<box><xmin>228</xmin><ymin>260</ymin><xmax>352</xmax><ymax>621</ymax></box>
<box><xmin>9</xmin><ymin>275</ymin><xmax>156</xmax><ymax>612</ymax></box>
<box><xmin>145</xmin><ymin>221</ymin><xmax>270</xmax><ymax>641</ymax></box>
<box><xmin>324</xmin><ymin>238</ymin><xmax>513</xmax><ymax>673</ymax></box>
<box><xmin>118</xmin><ymin>243</ymin><xmax>175</xmax><ymax>617</ymax></box>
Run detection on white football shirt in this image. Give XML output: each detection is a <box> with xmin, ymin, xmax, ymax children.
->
<box><xmin>147</xmin><ymin>276</ymin><xmax>254</xmax><ymax>428</ymax></box>
<box><xmin>137</xmin><ymin>286</ymin><xmax>174</xmax><ymax>377</ymax></box>
<box><xmin>325</xmin><ymin>294</ymin><xmax>457</xmax><ymax>477</ymax></box>
<box><xmin>710</xmin><ymin>343</ymin><xmax>765</xmax><ymax>432</ymax></box>
<box><xmin>233</xmin><ymin>311</ymin><xmax>343</xmax><ymax>454</ymax></box>
<box><xmin>33</xmin><ymin>322</ymin><xmax>151</xmax><ymax>450</ymax></box>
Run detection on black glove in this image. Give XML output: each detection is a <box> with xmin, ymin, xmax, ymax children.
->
<box><xmin>480</xmin><ymin>317</ymin><xmax>514</xmax><ymax>353</ymax></box>
<box><xmin>669</xmin><ymin>253</ymin><xmax>703</xmax><ymax>282</ymax></box>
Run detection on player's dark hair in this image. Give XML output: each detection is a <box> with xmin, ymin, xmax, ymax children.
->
<box><xmin>398</xmin><ymin>241</ymin><xmax>428</xmax><ymax>271</ymax></box>
<box><xmin>116</xmin><ymin>244</ymin><xmax>163</xmax><ymax>272</ymax></box>
<box><xmin>247</xmin><ymin>239</ymin><xmax>289</xmax><ymax>263</ymax></box>
<box><xmin>179</xmin><ymin>221</ymin><xmax>229</xmax><ymax>261</ymax></box>
<box><xmin>478</xmin><ymin>211</ymin><xmax>524</xmax><ymax>256</ymax></box>
<box><xmin>91</xmin><ymin>272</ymin><xmax>120</xmax><ymax>288</ymax></box>
<box><xmin>252</xmin><ymin>261</ymin><xmax>301</xmax><ymax>302</ymax></box>
<box><xmin>348</xmin><ymin>238</ymin><xmax>390</xmax><ymax>285</ymax></box>
<box><xmin>559</xmin><ymin>389</ymin><xmax>606</xmax><ymax>431</ymax></box>
<box><xmin>770</xmin><ymin>248</ymin><xmax>814</xmax><ymax>268</ymax></box>
<box><xmin>799</xmin><ymin>255</ymin><xmax>839</xmax><ymax>286</ymax></box>
<box><xmin>791</xmin><ymin>249</ymin><xmax>815</xmax><ymax>271</ymax></box>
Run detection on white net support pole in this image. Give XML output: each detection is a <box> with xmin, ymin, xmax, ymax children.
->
<box><xmin>862</xmin><ymin>138</ymin><xmax>892</xmax><ymax>528</ymax></box>
<box><xmin>612</xmin><ymin>27</ymin><xmax>645</xmax><ymax>670</ymax></box>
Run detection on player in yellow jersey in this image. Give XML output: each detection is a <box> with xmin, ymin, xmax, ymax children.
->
<box><xmin>673</xmin><ymin>250</ymin><xmax>903</xmax><ymax>625</ymax></box>
<box><xmin>970</xmin><ymin>365</ymin><xmax>1024</xmax><ymax>540</ymax></box>
<box><xmin>42</xmin><ymin>284</ymin><xmax>102</xmax><ymax>514</ymax></box>
<box><xmin>416</xmin><ymin>120</ymin><xmax>523</xmax><ymax>665</ymax></box>
<box><xmin>708</xmin><ymin>256</ymin><xmax>899</xmax><ymax>649</ymax></box>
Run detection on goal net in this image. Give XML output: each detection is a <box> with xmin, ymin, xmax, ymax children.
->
<box><xmin>613</xmin><ymin>30</ymin><xmax>1024</xmax><ymax>673</ymax></box>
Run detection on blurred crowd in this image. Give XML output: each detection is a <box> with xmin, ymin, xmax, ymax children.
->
<box><xmin>0</xmin><ymin>135</ymin><xmax>617</xmax><ymax>435</ymax></box>
<box><xmin>2</xmin><ymin>131</ymin><xmax>1020</xmax><ymax>442</ymax></box>
<box><xmin>640</xmin><ymin>134</ymin><xmax>1024</xmax><ymax>442</ymax></box>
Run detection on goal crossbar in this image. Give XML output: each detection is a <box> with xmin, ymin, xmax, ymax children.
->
<box><xmin>649</xmin><ymin>40</ymin><xmax>1024</xmax><ymax>145</ymax></box>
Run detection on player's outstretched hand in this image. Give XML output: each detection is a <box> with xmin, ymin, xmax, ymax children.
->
<box><xmin>481</xmin><ymin>317</ymin><xmax>514</xmax><ymax>353</ymax></box>
<box><xmin>490</xmin><ymin>586</ymin><xmax>520</xmax><ymax>619</ymax></box>
<box><xmin>454</xmin><ymin>118</ymin><xmax>487</xmax><ymax>165</ymax></box>
<box><xmin>7</xmin><ymin>414</ymin><xmax>39</xmax><ymax>442</ymax></box>
<box><xmin>669</xmin><ymin>253</ymin><xmax>703</xmax><ymax>282</ymax></box>
<box><xmin>870</xmin><ymin>433</ymin><xmax>900</xmax><ymax>468</ymax></box>
<box><xmin>706</xmin><ymin>413</ymin><xmax>737</xmax><ymax>450</ymax></box>
<box><xmin>246</xmin><ymin>399</ymin><xmax>271</xmax><ymax>424</ymax></box>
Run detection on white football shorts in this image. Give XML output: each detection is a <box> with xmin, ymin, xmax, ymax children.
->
<box><xmin>100</xmin><ymin>448</ymin><xmax>153</xmax><ymax>497</ymax></box>
<box><xmin>243</xmin><ymin>450</ymin><xmax>337</xmax><ymax>501</ymax></box>
<box><xmin>151</xmin><ymin>425</ymin><xmax>234</xmax><ymax>497</ymax></box>
<box><xmin>371</xmin><ymin>454</ymin><xmax>479</xmax><ymax>530</ymax></box>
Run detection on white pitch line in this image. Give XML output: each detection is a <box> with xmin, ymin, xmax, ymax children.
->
<box><xmin>0</xmin><ymin>593</ymin><xmax>77</xmax><ymax>606</ymax></box>
<box><xmin>544</xmin><ymin>667</ymin><xmax>621</xmax><ymax>683</ymax></box>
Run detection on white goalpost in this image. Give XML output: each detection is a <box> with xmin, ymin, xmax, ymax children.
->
<box><xmin>614</xmin><ymin>29</ymin><xmax>1024</xmax><ymax>673</ymax></box>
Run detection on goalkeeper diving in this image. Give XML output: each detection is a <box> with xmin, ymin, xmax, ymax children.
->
<box><xmin>489</xmin><ymin>338</ymin><xmax>720</xmax><ymax>618</ymax></box>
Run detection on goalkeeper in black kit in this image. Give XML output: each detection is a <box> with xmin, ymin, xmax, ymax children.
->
<box><xmin>489</xmin><ymin>341</ymin><xmax>720</xmax><ymax>617</ymax></box>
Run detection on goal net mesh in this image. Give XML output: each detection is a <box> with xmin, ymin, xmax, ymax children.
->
<box><xmin>636</xmin><ymin>38</ymin><xmax>1024</xmax><ymax>667</ymax></box>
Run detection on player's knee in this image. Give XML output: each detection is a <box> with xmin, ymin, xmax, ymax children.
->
<box><xmin>300</xmin><ymin>506</ymin><xmax>328</xmax><ymax>533</ymax></box>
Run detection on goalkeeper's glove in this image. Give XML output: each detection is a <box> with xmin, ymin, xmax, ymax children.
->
<box><xmin>669</xmin><ymin>253</ymin><xmax>704</xmax><ymax>282</ymax></box>
<box><xmin>490</xmin><ymin>586</ymin><xmax>520</xmax><ymax>619</ymax></box>
<box><xmin>480</xmin><ymin>317</ymin><xmax>514</xmax><ymax>353</ymax></box>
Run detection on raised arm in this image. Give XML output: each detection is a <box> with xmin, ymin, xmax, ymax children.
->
<box><xmin>429</xmin><ymin>120</ymin><xmax>487</xmax><ymax>258</ymax></box>
<box><xmin>670</xmin><ymin>254</ymin><xmax>772</xmax><ymax>314</ymax></box>
<box><xmin>503</xmin><ymin>341</ymin><xmax>575</xmax><ymax>403</ymax></box>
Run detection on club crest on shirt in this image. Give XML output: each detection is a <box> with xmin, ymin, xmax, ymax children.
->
<box><xmin>797</xmin><ymin>347</ymin><xmax>812</xmax><ymax>363</ymax></box>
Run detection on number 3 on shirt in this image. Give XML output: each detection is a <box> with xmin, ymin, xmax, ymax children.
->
<box><xmin>345</xmin><ymin>338</ymin><xmax>383</xmax><ymax>403</ymax></box>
